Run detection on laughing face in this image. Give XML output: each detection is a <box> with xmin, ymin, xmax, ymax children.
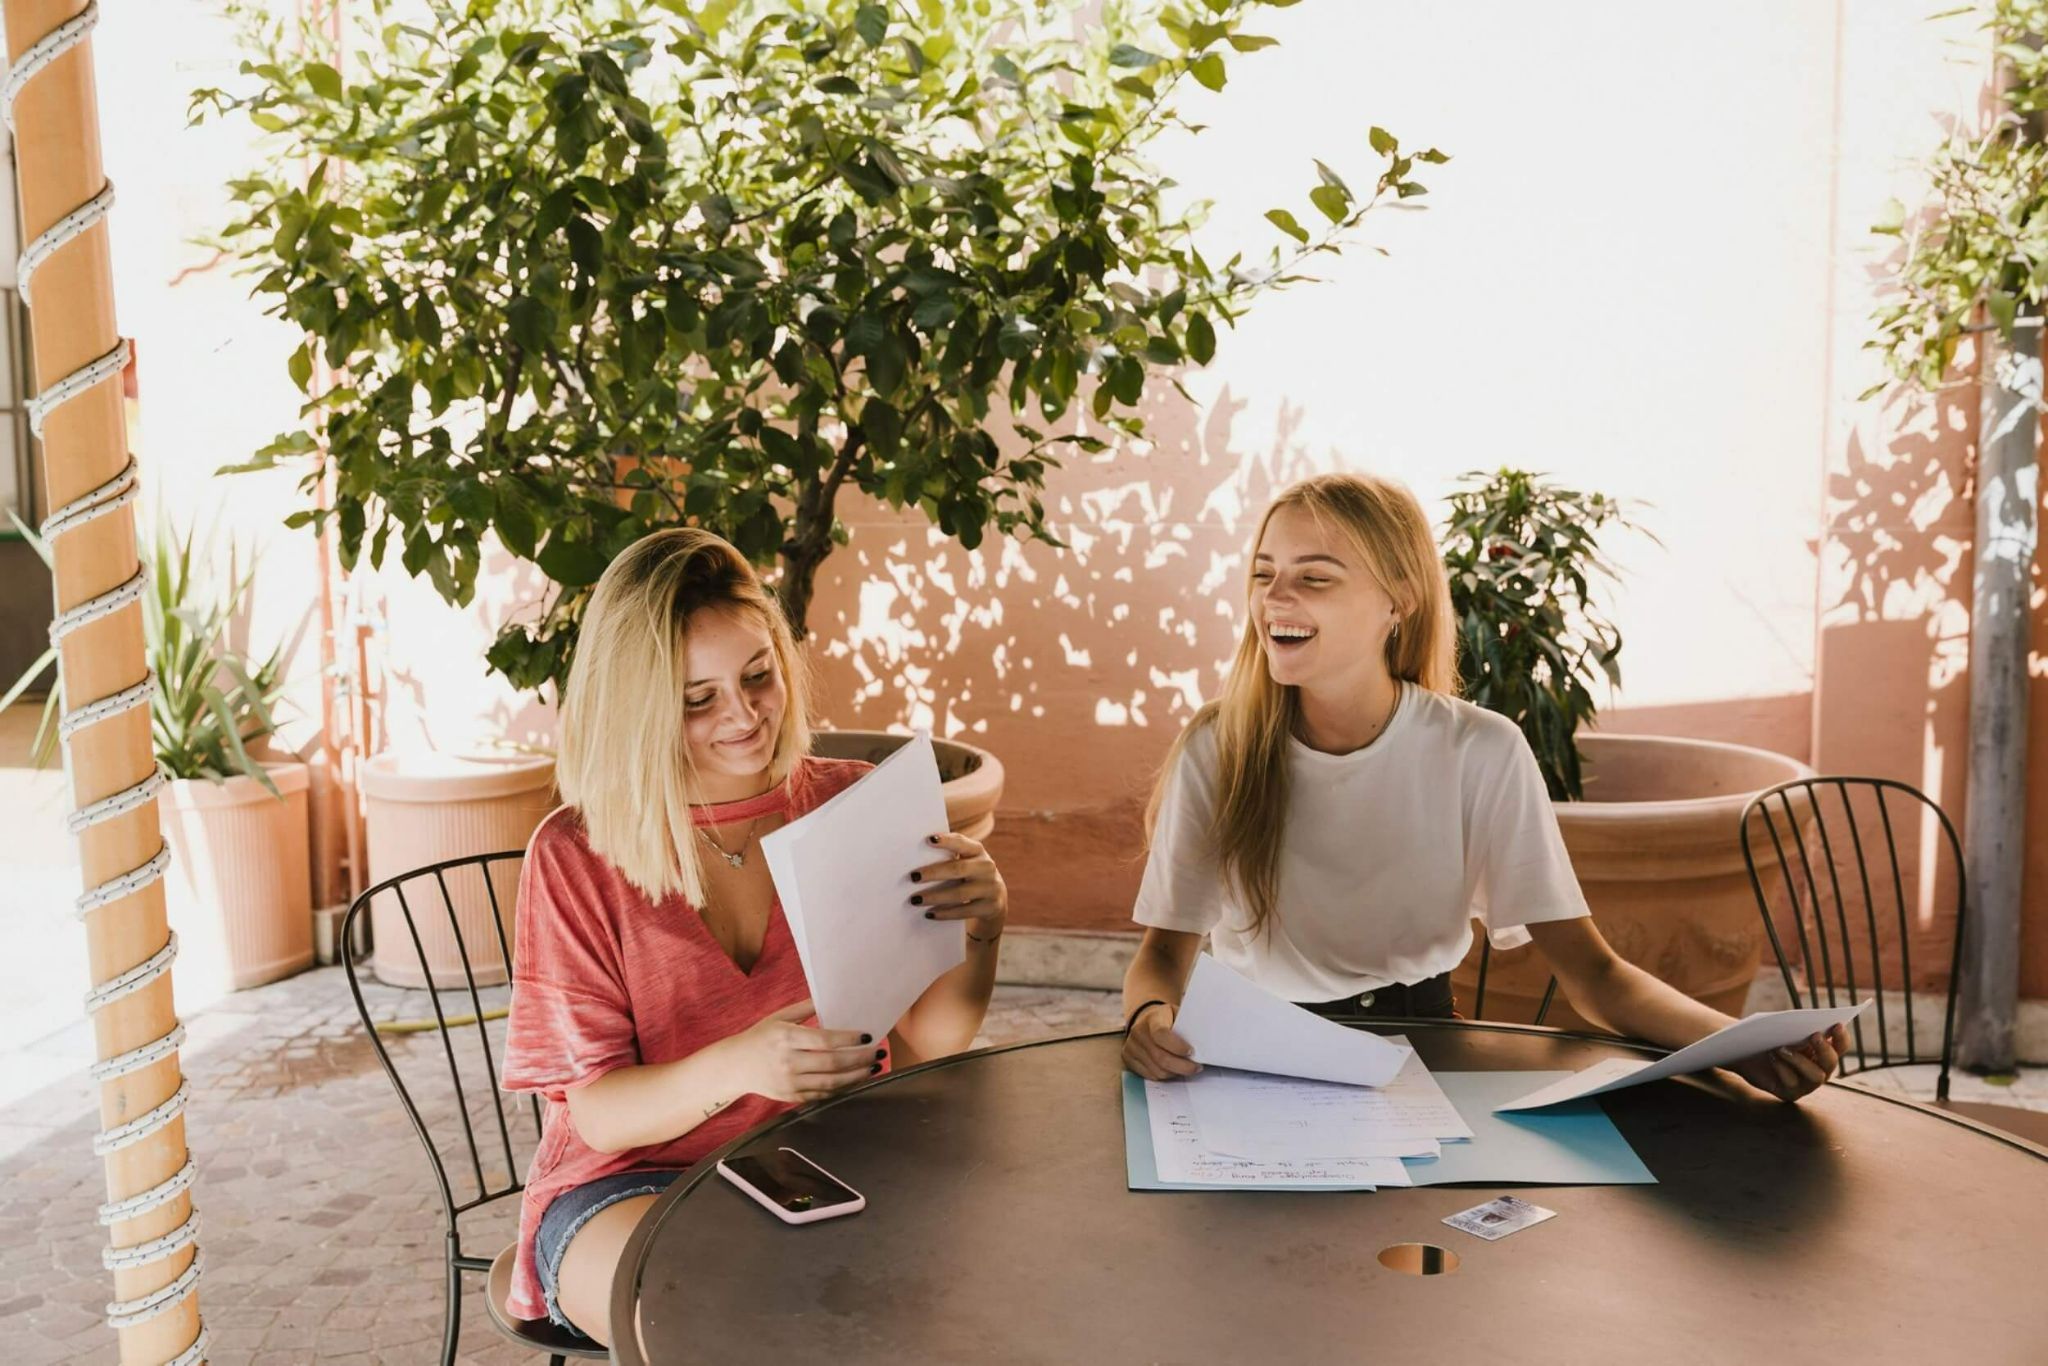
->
<box><xmin>680</xmin><ymin>606</ymin><xmax>787</xmax><ymax>785</ymax></box>
<box><xmin>1249</xmin><ymin>502</ymin><xmax>1401</xmax><ymax>690</ymax></box>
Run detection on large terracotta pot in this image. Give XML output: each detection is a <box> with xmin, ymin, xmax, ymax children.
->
<box><xmin>808</xmin><ymin>731</ymin><xmax>1005</xmax><ymax>840</ymax></box>
<box><xmin>1451</xmin><ymin>733</ymin><xmax>1813</xmax><ymax>1030</ymax></box>
<box><xmin>362</xmin><ymin>751</ymin><xmax>557</xmax><ymax>988</ymax></box>
<box><xmin>158</xmin><ymin>761</ymin><xmax>314</xmax><ymax>997</ymax></box>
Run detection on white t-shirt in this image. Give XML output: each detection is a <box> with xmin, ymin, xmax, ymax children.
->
<box><xmin>1133</xmin><ymin>682</ymin><xmax>1590</xmax><ymax>1002</ymax></box>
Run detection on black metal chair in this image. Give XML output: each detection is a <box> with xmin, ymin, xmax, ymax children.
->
<box><xmin>1471</xmin><ymin>933</ymin><xmax>1561</xmax><ymax>1027</ymax></box>
<box><xmin>342</xmin><ymin>851</ymin><xmax>605</xmax><ymax>1365</ymax></box>
<box><xmin>1740</xmin><ymin>776</ymin><xmax>2048</xmax><ymax>1145</ymax></box>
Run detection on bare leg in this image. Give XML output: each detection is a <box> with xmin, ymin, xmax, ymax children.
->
<box><xmin>552</xmin><ymin>1193</ymin><xmax>660</xmax><ymax>1346</ymax></box>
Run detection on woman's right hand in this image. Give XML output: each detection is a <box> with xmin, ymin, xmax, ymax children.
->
<box><xmin>1121</xmin><ymin>1002</ymin><xmax>1201</xmax><ymax>1081</ymax></box>
<box><xmin>731</xmin><ymin>998</ymin><xmax>882</xmax><ymax>1104</ymax></box>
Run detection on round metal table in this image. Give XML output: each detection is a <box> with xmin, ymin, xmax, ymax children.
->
<box><xmin>611</xmin><ymin>1022</ymin><xmax>2048</xmax><ymax>1365</ymax></box>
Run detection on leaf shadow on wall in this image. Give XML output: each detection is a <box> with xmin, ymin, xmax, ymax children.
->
<box><xmin>801</xmin><ymin>379</ymin><xmax>1327</xmax><ymax>929</ymax></box>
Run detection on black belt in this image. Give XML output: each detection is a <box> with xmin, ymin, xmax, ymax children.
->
<box><xmin>1295</xmin><ymin>971</ymin><xmax>1456</xmax><ymax>1021</ymax></box>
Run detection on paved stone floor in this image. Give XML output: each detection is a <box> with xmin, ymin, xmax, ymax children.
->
<box><xmin>5</xmin><ymin>962</ymin><xmax>2045</xmax><ymax>1365</ymax></box>
<box><xmin>0</xmin><ymin>967</ymin><xmax>1123</xmax><ymax>1365</ymax></box>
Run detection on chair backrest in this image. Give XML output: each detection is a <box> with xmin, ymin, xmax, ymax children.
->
<box><xmin>1739</xmin><ymin>776</ymin><xmax>1967</xmax><ymax>1099</ymax></box>
<box><xmin>1470</xmin><ymin>933</ymin><xmax>1560</xmax><ymax>1027</ymax></box>
<box><xmin>341</xmin><ymin>850</ymin><xmax>542</xmax><ymax>1249</ymax></box>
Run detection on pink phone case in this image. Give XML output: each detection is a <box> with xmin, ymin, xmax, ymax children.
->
<box><xmin>717</xmin><ymin>1148</ymin><xmax>866</xmax><ymax>1225</ymax></box>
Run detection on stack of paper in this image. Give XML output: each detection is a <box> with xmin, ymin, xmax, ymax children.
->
<box><xmin>1146</xmin><ymin>1043</ymin><xmax>1474</xmax><ymax>1188</ymax></box>
<box><xmin>1138</xmin><ymin>958</ymin><xmax>1464</xmax><ymax>1188</ymax></box>
<box><xmin>759</xmin><ymin>732</ymin><xmax>962</xmax><ymax>1042</ymax></box>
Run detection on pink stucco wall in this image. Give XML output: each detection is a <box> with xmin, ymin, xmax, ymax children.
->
<box><xmin>90</xmin><ymin>3</ymin><xmax>2043</xmax><ymax>994</ymax></box>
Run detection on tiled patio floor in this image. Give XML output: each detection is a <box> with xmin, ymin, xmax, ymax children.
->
<box><xmin>0</xmin><ymin>967</ymin><xmax>1123</xmax><ymax>1365</ymax></box>
<box><xmin>3</xmin><ymin>963</ymin><xmax>2043</xmax><ymax>1365</ymax></box>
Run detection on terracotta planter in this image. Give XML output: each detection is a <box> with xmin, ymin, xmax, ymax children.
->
<box><xmin>1451</xmin><ymin>733</ymin><xmax>1813</xmax><ymax>1029</ymax></box>
<box><xmin>158</xmin><ymin>762</ymin><xmax>314</xmax><ymax>995</ymax></box>
<box><xmin>362</xmin><ymin>752</ymin><xmax>557</xmax><ymax>989</ymax></box>
<box><xmin>809</xmin><ymin>731</ymin><xmax>1005</xmax><ymax>841</ymax></box>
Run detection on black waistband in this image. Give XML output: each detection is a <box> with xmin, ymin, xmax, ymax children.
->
<box><xmin>1295</xmin><ymin>971</ymin><xmax>1456</xmax><ymax>1021</ymax></box>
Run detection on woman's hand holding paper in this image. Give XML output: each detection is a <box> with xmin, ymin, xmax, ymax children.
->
<box><xmin>1122</xmin><ymin>1003</ymin><xmax>1201</xmax><ymax>1082</ymax></box>
<box><xmin>910</xmin><ymin>831</ymin><xmax>1008</xmax><ymax>941</ymax></box>
<box><xmin>1725</xmin><ymin>1024</ymin><xmax>1849</xmax><ymax>1103</ymax></box>
<box><xmin>728</xmin><ymin>998</ymin><xmax>885</xmax><ymax>1104</ymax></box>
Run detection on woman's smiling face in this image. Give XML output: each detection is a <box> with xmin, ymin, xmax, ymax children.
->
<box><xmin>679</xmin><ymin>606</ymin><xmax>786</xmax><ymax>783</ymax></box>
<box><xmin>1250</xmin><ymin>502</ymin><xmax>1399</xmax><ymax>690</ymax></box>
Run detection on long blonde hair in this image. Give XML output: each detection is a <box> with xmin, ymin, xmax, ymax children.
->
<box><xmin>557</xmin><ymin>528</ymin><xmax>812</xmax><ymax>905</ymax></box>
<box><xmin>1147</xmin><ymin>473</ymin><xmax>1458</xmax><ymax>938</ymax></box>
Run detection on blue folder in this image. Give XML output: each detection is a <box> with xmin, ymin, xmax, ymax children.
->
<box><xmin>1122</xmin><ymin>1070</ymin><xmax>1657</xmax><ymax>1191</ymax></box>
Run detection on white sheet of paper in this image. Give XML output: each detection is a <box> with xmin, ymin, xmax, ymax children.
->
<box><xmin>1493</xmin><ymin>1001</ymin><xmax>1872</xmax><ymax>1112</ymax></box>
<box><xmin>1184</xmin><ymin>1070</ymin><xmax>1445</xmax><ymax>1162</ymax></box>
<box><xmin>759</xmin><ymin>732</ymin><xmax>962</xmax><ymax>1041</ymax></box>
<box><xmin>1173</xmin><ymin>955</ymin><xmax>1410</xmax><ymax>1087</ymax></box>
<box><xmin>1145</xmin><ymin>1077</ymin><xmax>1412</xmax><ymax>1187</ymax></box>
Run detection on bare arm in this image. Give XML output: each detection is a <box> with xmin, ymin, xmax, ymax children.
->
<box><xmin>890</xmin><ymin>928</ymin><xmax>1001</xmax><ymax>1067</ymax></box>
<box><xmin>565</xmin><ymin>999</ymin><xmax>876</xmax><ymax>1154</ymax></box>
<box><xmin>1119</xmin><ymin>927</ymin><xmax>1205</xmax><ymax>1080</ymax></box>
<box><xmin>889</xmin><ymin>831</ymin><xmax>1006</xmax><ymax>1067</ymax></box>
<box><xmin>1527</xmin><ymin>917</ymin><xmax>1847</xmax><ymax>1102</ymax></box>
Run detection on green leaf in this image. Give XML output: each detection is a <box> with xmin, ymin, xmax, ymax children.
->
<box><xmin>494</xmin><ymin>483</ymin><xmax>538</xmax><ymax>560</ymax></box>
<box><xmin>861</xmin><ymin>397</ymin><xmax>903</xmax><ymax>453</ymax></box>
<box><xmin>1227</xmin><ymin>34</ymin><xmax>1279</xmax><ymax>52</ymax></box>
<box><xmin>507</xmin><ymin>296</ymin><xmax>552</xmax><ymax>353</ymax></box>
<box><xmin>536</xmin><ymin>532</ymin><xmax>610</xmax><ymax>587</ymax></box>
<box><xmin>1109</xmin><ymin>44</ymin><xmax>1166</xmax><ymax>68</ymax></box>
<box><xmin>1186</xmin><ymin>312</ymin><xmax>1216</xmax><ymax>365</ymax></box>
<box><xmin>855</xmin><ymin>4</ymin><xmax>888</xmax><ymax>47</ymax></box>
<box><xmin>287</xmin><ymin>342</ymin><xmax>312</xmax><ymax>392</ymax></box>
<box><xmin>1369</xmin><ymin>125</ymin><xmax>1398</xmax><ymax>155</ymax></box>
<box><xmin>1189</xmin><ymin>53</ymin><xmax>1227</xmax><ymax>92</ymax></box>
<box><xmin>1264</xmin><ymin>207</ymin><xmax>1309</xmax><ymax>243</ymax></box>
<box><xmin>867</xmin><ymin>331</ymin><xmax>907</xmax><ymax>397</ymax></box>
<box><xmin>304</xmin><ymin>62</ymin><xmax>342</xmax><ymax>101</ymax></box>
<box><xmin>1309</xmin><ymin>184</ymin><xmax>1350</xmax><ymax>223</ymax></box>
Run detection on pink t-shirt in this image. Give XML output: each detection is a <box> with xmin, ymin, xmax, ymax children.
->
<box><xmin>499</xmin><ymin>756</ymin><xmax>872</xmax><ymax>1320</ymax></box>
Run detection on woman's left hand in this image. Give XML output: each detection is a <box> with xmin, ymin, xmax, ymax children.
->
<box><xmin>910</xmin><ymin>832</ymin><xmax>1007</xmax><ymax>941</ymax></box>
<box><xmin>1725</xmin><ymin>1024</ymin><xmax>1851</xmax><ymax>1103</ymax></box>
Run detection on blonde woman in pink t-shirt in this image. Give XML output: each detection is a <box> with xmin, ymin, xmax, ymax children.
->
<box><xmin>500</xmin><ymin>529</ymin><xmax>1007</xmax><ymax>1344</ymax></box>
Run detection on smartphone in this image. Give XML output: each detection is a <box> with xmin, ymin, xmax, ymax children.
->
<box><xmin>717</xmin><ymin>1147</ymin><xmax>866</xmax><ymax>1225</ymax></box>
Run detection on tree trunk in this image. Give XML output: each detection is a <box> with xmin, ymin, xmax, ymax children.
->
<box><xmin>1957</xmin><ymin>317</ymin><xmax>2038</xmax><ymax>1072</ymax></box>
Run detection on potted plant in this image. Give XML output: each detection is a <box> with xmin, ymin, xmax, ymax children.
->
<box><xmin>196</xmin><ymin>0</ymin><xmax>1440</xmax><ymax>829</ymax></box>
<box><xmin>5</xmin><ymin>515</ymin><xmax>314</xmax><ymax>1001</ymax></box>
<box><xmin>1440</xmin><ymin>469</ymin><xmax>1813</xmax><ymax>1027</ymax></box>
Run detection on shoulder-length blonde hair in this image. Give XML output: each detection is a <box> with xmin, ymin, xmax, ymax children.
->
<box><xmin>557</xmin><ymin>528</ymin><xmax>812</xmax><ymax>905</ymax></box>
<box><xmin>1147</xmin><ymin>472</ymin><xmax>1458</xmax><ymax>939</ymax></box>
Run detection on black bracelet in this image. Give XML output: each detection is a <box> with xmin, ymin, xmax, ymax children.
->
<box><xmin>1123</xmin><ymin>999</ymin><xmax>1169</xmax><ymax>1037</ymax></box>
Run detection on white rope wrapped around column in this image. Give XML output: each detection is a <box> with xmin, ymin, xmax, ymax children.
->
<box><xmin>98</xmin><ymin>1157</ymin><xmax>196</xmax><ymax>1226</ymax></box>
<box><xmin>6</xmin><ymin>2</ymin><xmax>204</xmax><ymax>1357</ymax></box>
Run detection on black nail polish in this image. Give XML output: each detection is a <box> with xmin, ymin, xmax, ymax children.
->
<box><xmin>869</xmin><ymin>1062</ymin><xmax>881</xmax><ymax>1074</ymax></box>
<box><xmin>875</xmin><ymin>1049</ymin><xmax>886</xmax><ymax>1060</ymax></box>
<box><xmin>910</xmin><ymin>894</ymin><xmax>923</xmax><ymax>906</ymax></box>
<box><xmin>927</xmin><ymin>835</ymin><xmax>939</xmax><ymax>845</ymax></box>
<box><xmin>923</xmin><ymin>911</ymin><xmax>935</xmax><ymax>920</ymax></box>
<box><xmin>859</xmin><ymin>1034</ymin><xmax>872</xmax><ymax>1044</ymax></box>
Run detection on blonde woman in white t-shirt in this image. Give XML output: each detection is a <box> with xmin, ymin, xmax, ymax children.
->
<box><xmin>1120</xmin><ymin>473</ymin><xmax>1848</xmax><ymax>1103</ymax></box>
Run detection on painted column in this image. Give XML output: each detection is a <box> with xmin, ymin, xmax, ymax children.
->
<box><xmin>4</xmin><ymin>1</ymin><xmax>204</xmax><ymax>1362</ymax></box>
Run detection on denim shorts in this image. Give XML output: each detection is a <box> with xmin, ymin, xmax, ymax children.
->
<box><xmin>536</xmin><ymin>1168</ymin><xmax>685</xmax><ymax>1333</ymax></box>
